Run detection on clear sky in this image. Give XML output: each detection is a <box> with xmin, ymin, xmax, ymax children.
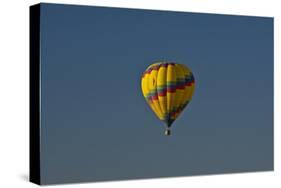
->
<box><xmin>39</xmin><ymin>3</ymin><xmax>273</xmax><ymax>184</ymax></box>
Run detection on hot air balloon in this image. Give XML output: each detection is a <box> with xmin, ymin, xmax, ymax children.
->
<box><xmin>141</xmin><ymin>62</ymin><xmax>195</xmax><ymax>136</ymax></box>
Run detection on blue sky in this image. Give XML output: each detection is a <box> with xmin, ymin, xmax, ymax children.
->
<box><xmin>39</xmin><ymin>3</ymin><xmax>273</xmax><ymax>184</ymax></box>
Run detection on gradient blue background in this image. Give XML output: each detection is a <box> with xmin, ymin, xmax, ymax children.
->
<box><xmin>39</xmin><ymin>3</ymin><xmax>273</xmax><ymax>184</ymax></box>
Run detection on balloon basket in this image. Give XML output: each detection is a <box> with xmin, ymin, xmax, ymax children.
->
<box><xmin>165</xmin><ymin>129</ymin><xmax>171</xmax><ymax>136</ymax></box>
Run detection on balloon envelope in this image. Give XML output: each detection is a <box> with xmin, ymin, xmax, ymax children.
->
<box><xmin>141</xmin><ymin>62</ymin><xmax>195</xmax><ymax>133</ymax></box>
